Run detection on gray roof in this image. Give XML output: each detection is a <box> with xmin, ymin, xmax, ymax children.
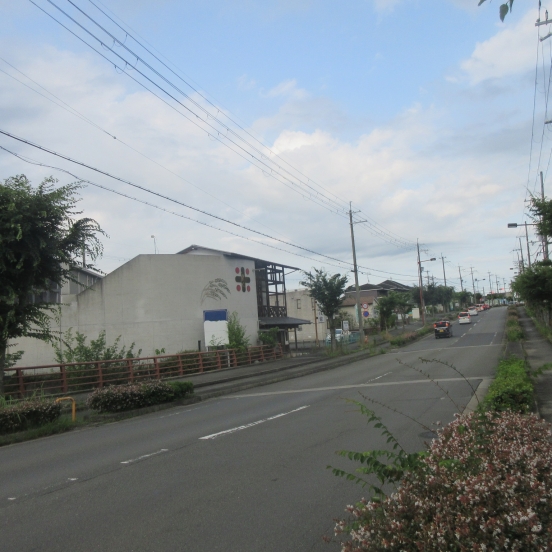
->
<box><xmin>178</xmin><ymin>245</ymin><xmax>300</xmax><ymax>271</ymax></box>
<box><xmin>259</xmin><ymin>316</ymin><xmax>311</xmax><ymax>328</ymax></box>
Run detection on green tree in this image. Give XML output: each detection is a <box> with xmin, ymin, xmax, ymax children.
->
<box><xmin>454</xmin><ymin>290</ymin><xmax>471</xmax><ymax>309</ymax></box>
<box><xmin>375</xmin><ymin>294</ymin><xmax>397</xmax><ymax>331</ymax></box>
<box><xmin>0</xmin><ymin>175</ymin><xmax>105</xmax><ymax>394</ymax></box>
<box><xmin>512</xmin><ymin>260</ymin><xmax>552</xmax><ymax>326</ymax></box>
<box><xmin>478</xmin><ymin>0</ymin><xmax>514</xmax><ymax>22</ymax></box>
<box><xmin>529</xmin><ymin>195</ymin><xmax>552</xmax><ymax>247</ymax></box>
<box><xmin>300</xmin><ymin>269</ymin><xmax>348</xmax><ymax>349</ymax></box>
<box><xmin>227</xmin><ymin>311</ymin><xmax>250</xmax><ymax>351</ymax></box>
<box><xmin>391</xmin><ymin>291</ymin><xmax>412</xmax><ymax>328</ymax></box>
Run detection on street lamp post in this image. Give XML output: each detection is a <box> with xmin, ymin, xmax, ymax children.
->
<box><xmin>508</xmin><ymin>223</ymin><xmax>537</xmax><ymax>268</ymax></box>
<box><xmin>416</xmin><ymin>239</ymin><xmax>436</xmax><ymax>326</ymax></box>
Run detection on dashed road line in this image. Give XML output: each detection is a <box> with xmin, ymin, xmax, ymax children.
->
<box><xmin>199</xmin><ymin>405</ymin><xmax>310</xmax><ymax>440</ymax></box>
<box><xmin>120</xmin><ymin>448</ymin><xmax>168</xmax><ymax>465</ymax></box>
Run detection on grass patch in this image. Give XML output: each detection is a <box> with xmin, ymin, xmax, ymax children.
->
<box><xmin>0</xmin><ymin>416</ymin><xmax>78</xmax><ymax>447</ymax></box>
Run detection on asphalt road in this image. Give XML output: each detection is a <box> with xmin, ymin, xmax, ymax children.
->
<box><xmin>0</xmin><ymin>308</ymin><xmax>506</xmax><ymax>552</ymax></box>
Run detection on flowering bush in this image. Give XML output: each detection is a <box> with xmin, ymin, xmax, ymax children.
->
<box><xmin>335</xmin><ymin>411</ymin><xmax>552</xmax><ymax>551</ymax></box>
<box><xmin>0</xmin><ymin>399</ymin><xmax>62</xmax><ymax>434</ymax></box>
<box><xmin>86</xmin><ymin>380</ymin><xmax>193</xmax><ymax>413</ymax></box>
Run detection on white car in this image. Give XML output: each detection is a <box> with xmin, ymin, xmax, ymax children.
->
<box><xmin>467</xmin><ymin>307</ymin><xmax>478</xmax><ymax>316</ymax></box>
<box><xmin>325</xmin><ymin>328</ymin><xmax>343</xmax><ymax>344</ymax></box>
<box><xmin>458</xmin><ymin>312</ymin><xmax>471</xmax><ymax>324</ymax></box>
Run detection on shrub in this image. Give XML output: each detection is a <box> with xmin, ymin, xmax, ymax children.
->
<box><xmin>86</xmin><ymin>380</ymin><xmax>193</xmax><ymax>413</ymax></box>
<box><xmin>167</xmin><ymin>381</ymin><xmax>194</xmax><ymax>398</ymax></box>
<box><xmin>335</xmin><ymin>411</ymin><xmax>552</xmax><ymax>551</ymax></box>
<box><xmin>482</xmin><ymin>357</ymin><xmax>533</xmax><ymax>413</ymax></box>
<box><xmin>506</xmin><ymin>325</ymin><xmax>524</xmax><ymax>341</ymax></box>
<box><xmin>0</xmin><ymin>399</ymin><xmax>62</xmax><ymax>434</ymax></box>
<box><xmin>389</xmin><ymin>332</ymin><xmax>416</xmax><ymax>347</ymax></box>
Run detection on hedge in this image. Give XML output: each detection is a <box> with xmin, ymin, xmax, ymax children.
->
<box><xmin>86</xmin><ymin>380</ymin><xmax>194</xmax><ymax>413</ymax></box>
<box><xmin>481</xmin><ymin>356</ymin><xmax>533</xmax><ymax>413</ymax></box>
<box><xmin>0</xmin><ymin>400</ymin><xmax>62</xmax><ymax>434</ymax></box>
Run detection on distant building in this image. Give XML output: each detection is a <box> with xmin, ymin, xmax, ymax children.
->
<box><xmin>12</xmin><ymin>245</ymin><xmax>310</xmax><ymax>367</ymax></box>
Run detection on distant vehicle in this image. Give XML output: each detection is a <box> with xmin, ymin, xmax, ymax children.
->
<box><xmin>482</xmin><ymin>304</ymin><xmax>490</xmax><ymax>310</ymax></box>
<box><xmin>458</xmin><ymin>312</ymin><xmax>471</xmax><ymax>324</ymax></box>
<box><xmin>325</xmin><ymin>328</ymin><xmax>343</xmax><ymax>345</ymax></box>
<box><xmin>475</xmin><ymin>303</ymin><xmax>485</xmax><ymax>312</ymax></box>
<box><xmin>468</xmin><ymin>307</ymin><xmax>478</xmax><ymax>316</ymax></box>
<box><xmin>434</xmin><ymin>320</ymin><xmax>453</xmax><ymax>338</ymax></box>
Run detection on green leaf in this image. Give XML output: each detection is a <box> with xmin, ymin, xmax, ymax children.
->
<box><xmin>499</xmin><ymin>3</ymin><xmax>509</xmax><ymax>21</ymax></box>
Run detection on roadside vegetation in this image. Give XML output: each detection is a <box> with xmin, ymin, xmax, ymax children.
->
<box><xmin>329</xmin><ymin>312</ymin><xmax>549</xmax><ymax>552</ymax></box>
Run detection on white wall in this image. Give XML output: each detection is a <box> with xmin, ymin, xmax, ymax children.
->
<box><xmin>12</xmin><ymin>254</ymin><xmax>259</xmax><ymax>367</ymax></box>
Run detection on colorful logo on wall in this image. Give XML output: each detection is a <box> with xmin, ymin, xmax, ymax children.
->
<box><xmin>235</xmin><ymin>267</ymin><xmax>251</xmax><ymax>293</ymax></box>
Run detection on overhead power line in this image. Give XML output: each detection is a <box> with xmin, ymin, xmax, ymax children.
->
<box><xmin>0</xmin><ymin>128</ymin><xmax>419</xmax><ymax>279</ymax></box>
<box><xmin>28</xmin><ymin>0</ymin><xmax>416</xmax><ymax>250</ymax></box>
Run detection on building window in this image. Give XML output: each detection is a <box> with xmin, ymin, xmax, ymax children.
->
<box><xmin>297</xmin><ymin>299</ymin><xmax>301</xmax><ymax>309</ymax></box>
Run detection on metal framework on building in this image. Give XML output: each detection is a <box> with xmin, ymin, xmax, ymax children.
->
<box><xmin>255</xmin><ymin>261</ymin><xmax>288</xmax><ymax>318</ymax></box>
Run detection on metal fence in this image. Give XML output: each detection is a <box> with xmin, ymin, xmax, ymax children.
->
<box><xmin>4</xmin><ymin>344</ymin><xmax>283</xmax><ymax>399</ymax></box>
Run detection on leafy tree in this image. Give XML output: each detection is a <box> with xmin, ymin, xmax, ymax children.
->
<box><xmin>374</xmin><ymin>294</ymin><xmax>397</xmax><ymax>331</ymax></box>
<box><xmin>391</xmin><ymin>292</ymin><xmax>412</xmax><ymax>328</ymax></box>
<box><xmin>227</xmin><ymin>311</ymin><xmax>250</xmax><ymax>351</ymax></box>
<box><xmin>478</xmin><ymin>0</ymin><xmax>514</xmax><ymax>22</ymax></box>
<box><xmin>454</xmin><ymin>290</ymin><xmax>471</xmax><ymax>308</ymax></box>
<box><xmin>300</xmin><ymin>269</ymin><xmax>348</xmax><ymax>349</ymax></box>
<box><xmin>0</xmin><ymin>175</ymin><xmax>105</xmax><ymax>394</ymax></box>
<box><xmin>529</xmin><ymin>195</ymin><xmax>552</xmax><ymax>247</ymax></box>
<box><xmin>512</xmin><ymin>260</ymin><xmax>552</xmax><ymax>326</ymax></box>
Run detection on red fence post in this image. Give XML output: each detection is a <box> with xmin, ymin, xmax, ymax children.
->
<box><xmin>198</xmin><ymin>352</ymin><xmax>204</xmax><ymax>373</ymax></box>
<box><xmin>178</xmin><ymin>354</ymin><xmax>183</xmax><ymax>376</ymax></box>
<box><xmin>216</xmin><ymin>351</ymin><xmax>222</xmax><ymax>370</ymax></box>
<box><xmin>127</xmin><ymin>359</ymin><xmax>134</xmax><ymax>383</ymax></box>
<box><xmin>154</xmin><ymin>358</ymin><xmax>160</xmax><ymax>380</ymax></box>
<box><xmin>231</xmin><ymin>349</ymin><xmax>238</xmax><ymax>367</ymax></box>
<box><xmin>17</xmin><ymin>369</ymin><xmax>25</xmax><ymax>398</ymax></box>
<box><xmin>60</xmin><ymin>365</ymin><xmax>68</xmax><ymax>394</ymax></box>
<box><xmin>260</xmin><ymin>346</ymin><xmax>265</xmax><ymax>362</ymax></box>
<box><xmin>248</xmin><ymin>347</ymin><xmax>252</xmax><ymax>364</ymax></box>
<box><xmin>97</xmin><ymin>361</ymin><xmax>103</xmax><ymax>388</ymax></box>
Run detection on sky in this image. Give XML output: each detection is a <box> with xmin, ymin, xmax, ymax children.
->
<box><xmin>0</xmin><ymin>0</ymin><xmax>549</xmax><ymax>293</ymax></box>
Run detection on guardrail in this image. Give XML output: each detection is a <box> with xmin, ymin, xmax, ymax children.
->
<box><xmin>4</xmin><ymin>345</ymin><xmax>283</xmax><ymax>399</ymax></box>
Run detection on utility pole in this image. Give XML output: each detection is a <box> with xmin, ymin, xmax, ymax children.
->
<box><xmin>349</xmin><ymin>203</ymin><xmax>366</xmax><ymax>336</ymax></box>
<box><xmin>470</xmin><ymin>267</ymin><xmax>476</xmax><ymax>305</ymax></box>
<box><xmin>440</xmin><ymin>254</ymin><xmax>447</xmax><ymax>287</ymax></box>
<box><xmin>458</xmin><ymin>266</ymin><xmax>464</xmax><ymax>292</ymax></box>
<box><xmin>427</xmin><ymin>271</ymin><xmax>431</xmax><ymax>286</ymax></box>
<box><xmin>417</xmin><ymin>239</ymin><xmax>426</xmax><ymax>326</ymax></box>
<box><xmin>524</xmin><ymin>222</ymin><xmax>532</xmax><ymax>268</ymax></box>
<box><xmin>487</xmin><ymin>271</ymin><xmax>493</xmax><ymax>296</ymax></box>
<box><xmin>541</xmin><ymin>171</ymin><xmax>549</xmax><ymax>260</ymax></box>
<box><xmin>518</xmin><ymin>237</ymin><xmax>525</xmax><ymax>271</ymax></box>
<box><xmin>312</xmin><ymin>298</ymin><xmax>319</xmax><ymax>347</ymax></box>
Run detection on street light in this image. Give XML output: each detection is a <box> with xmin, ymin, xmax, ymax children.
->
<box><xmin>416</xmin><ymin>251</ymin><xmax>436</xmax><ymax>326</ymax></box>
<box><xmin>508</xmin><ymin>222</ymin><xmax>538</xmax><ymax>267</ymax></box>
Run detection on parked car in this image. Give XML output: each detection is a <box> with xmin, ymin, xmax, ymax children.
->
<box><xmin>434</xmin><ymin>320</ymin><xmax>453</xmax><ymax>338</ymax></box>
<box><xmin>458</xmin><ymin>312</ymin><xmax>471</xmax><ymax>324</ymax></box>
<box><xmin>468</xmin><ymin>306</ymin><xmax>478</xmax><ymax>316</ymax></box>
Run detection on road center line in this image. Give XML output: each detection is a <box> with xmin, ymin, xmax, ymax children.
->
<box><xmin>225</xmin><ymin>377</ymin><xmax>485</xmax><ymax>398</ymax></box>
<box><xmin>199</xmin><ymin>405</ymin><xmax>310</xmax><ymax>440</ymax></box>
<box><xmin>121</xmin><ymin>448</ymin><xmax>168</xmax><ymax>465</ymax></box>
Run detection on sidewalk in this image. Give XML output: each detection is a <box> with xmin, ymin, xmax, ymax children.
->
<box><xmin>518</xmin><ymin>308</ymin><xmax>552</xmax><ymax>424</ymax></box>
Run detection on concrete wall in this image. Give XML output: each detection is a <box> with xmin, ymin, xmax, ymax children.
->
<box><xmin>12</xmin><ymin>254</ymin><xmax>259</xmax><ymax>367</ymax></box>
<box><xmin>285</xmin><ymin>289</ymin><xmax>322</xmax><ymax>342</ymax></box>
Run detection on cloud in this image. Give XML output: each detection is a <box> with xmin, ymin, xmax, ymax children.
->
<box><xmin>459</xmin><ymin>9</ymin><xmax>538</xmax><ymax>85</ymax></box>
<box><xmin>261</xmin><ymin>79</ymin><xmax>309</xmax><ymax>100</ymax></box>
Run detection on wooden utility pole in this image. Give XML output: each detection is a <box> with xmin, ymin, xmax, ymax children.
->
<box><xmin>440</xmin><ymin>254</ymin><xmax>447</xmax><ymax>287</ymax></box>
<box><xmin>470</xmin><ymin>267</ymin><xmax>476</xmax><ymax>304</ymax></box>
<box><xmin>524</xmin><ymin>222</ymin><xmax>532</xmax><ymax>268</ymax></box>
<box><xmin>458</xmin><ymin>266</ymin><xmax>464</xmax><ymax>291</ymax></box>
<box><xmin>518</xmin><ymin>237</ymin><xmax>525</xmax><ymax>271</ymax></box>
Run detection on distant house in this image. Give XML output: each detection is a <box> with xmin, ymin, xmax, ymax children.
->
<box><xmin>12</xmin><ymin>245</ymin><xmax>310</xmax><ymax>367</ymax></box>
<box><xmin>342</xmin><ymin>280</ymin><xmax>413</xmax><ymax>330</ymax></box>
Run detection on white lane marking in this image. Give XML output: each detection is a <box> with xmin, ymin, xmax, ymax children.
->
<box><xmin>224</xmin><ymin>377</ymin><xmax>485</xmax><ymax>398</ymax></box>
<box><xmin>121</xmin><ymin>448</ymin><xmax>168</xmax><ymax>465</ymax></box>
<box><xmin>7</xmin><ymin>497</ymin><xmax>16</xmax><ymax>501</ymax></box>
<box><xmin>365</xmin><ymin>371</ymin><xmax>392</xmax><ymax>384</ymax></box>
<box><xmin>199</xmin><ymin>405</ymin><xmax>310</xmax><ymax>440</ymax></box>
<box><xmin>68</xmin><ymin>478</ymin><xmax>78</xmax><ymax>481</ymax></box>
